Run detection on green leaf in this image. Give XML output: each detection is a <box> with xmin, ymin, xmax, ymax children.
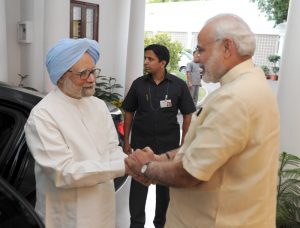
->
<box><xmin>277</xmin><ymin>152</ymin><xmax>300</xmax><ymax>226</ymax></box>
<box><xmin>250</xmin><ymin>0</ymin><xmax>289</xmax><ymax>26</ymax></box>
<box><xmin>144</xmin><ymin>32</ymin><xmax>183</xmax><ymax>72</ymax></box>
<box><xmin>93</xmin><ymin>75</ymin><xmax>123</xmax><ymax>106</ymax></box>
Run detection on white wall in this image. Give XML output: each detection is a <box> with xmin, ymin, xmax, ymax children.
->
<box><xmin>277</xmin><ymin>0</ymin><xmax>300</xmax><ymax>157</ymax></box>
<box><xmin>145</xmin><ymin>0</ymin><xmax>277</xmax><ymax>35</ymax></box>
<box><xmin>97</xmin><ymin>0</ymin><xmax>145</xmax><ymax>96</ymax></box>
<box><xmin>98</xmin><ymin>0</ymin><xmax>130</xmax><ymax>97</ymax></box>
<box><xmin>0</xmin><ymin>0</ymin><xmax>8</xmax><ymax>82</ymax></box>
<box><xmin>124</xmin><ymin>0</ymin><xmax>145</xmax><ymax>94</ymax></box>
<box><xmin>5</xmin><ymin>0</ymin><xmax>20</xmax><ymax>86</ymax></box>
<box><xmin>19</xmin><ymin>0</ymin><xmax>46</xmax><ymax>92</ymax></box>
<box><xmin>43</xmin><ymin>0</ymin><xmax>70</xmax><ymax>92</ymax></box>
<box><xmin>4</xmin><ymin>0</ymin><xmax>145</xmax><ymax>96</ymax></box>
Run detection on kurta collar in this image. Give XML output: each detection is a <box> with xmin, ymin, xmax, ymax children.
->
<box><xmin>219</xmin><ymin>59</ymin><xmax>254</xmax><ymax>86</ymax></box>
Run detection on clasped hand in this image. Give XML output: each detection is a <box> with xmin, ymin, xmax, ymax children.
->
<box><xmin>125</xmin><ymin>147</ymin><xmax>158</xmax><ymax>186</ymax></box>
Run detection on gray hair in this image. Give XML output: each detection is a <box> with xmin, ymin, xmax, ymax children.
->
<box><xmin>206</xmin><ymin>14</ymin><xmax>256</xmax><ymax>56</ymax></box>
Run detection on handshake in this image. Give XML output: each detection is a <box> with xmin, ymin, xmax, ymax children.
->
<box><xmin>124</xmin><ymin>147</ymin><xmax>169</xmax><ymax>186</ymax></box>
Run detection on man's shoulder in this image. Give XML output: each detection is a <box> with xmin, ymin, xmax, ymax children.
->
<box><xmin>187</xmin><ymin>61</ymin><xmax>193</xmax><ymax>66</ymax></box>
<box><xmin>28</xmin><ymin>91</ymin><xmax>57</xmax><ymax>118</ymax></box>
<box><xmin>90</xmin><ymin>95</ymin><xmax>106</xmax><ymax>105</ymax></box>
<box><xmin>132</xmin><ymin>75</ymin><xmax>149</xmax><ymax>84</ymax></box>
<box><xmin>167</xmin><ymin>73</ymin><xmax>186</xmax><ymax>85</ymax></box>
<box><xmin>186</xmin><ymin>61</ymin><xmax>195</xmax><ymax>71</ymax></box>
<box><xmin>138</xmin><ymin>74</ymin><xmax>149</xmax><ymax>80</ymax></box>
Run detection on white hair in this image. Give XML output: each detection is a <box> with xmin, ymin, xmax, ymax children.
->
<box><xmin>205</xmin><ymin>14</ymin><xmax>256</xmax><ymax>56</ymax></box>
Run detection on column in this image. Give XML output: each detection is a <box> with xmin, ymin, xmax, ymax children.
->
<box><xmin>277</xmin><ymin>0</ymin><xmax>300</xmax><ymax>157</ymax></box>
<box><xmin>43</xmin><ymin>0</ymin><xmax>69</xmax><ymax>93</ymax></box>
<box><xmin>124</xmin><ymin>0</ymin><xmax>146</xmax><ymax>94</ymax></box>
<box><xmin>0</xmin><ymin>0</ymin><xmax>8</xmax><ymax>82</ymax></box>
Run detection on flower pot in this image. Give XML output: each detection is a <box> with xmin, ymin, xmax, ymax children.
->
<box><xmin>270</xmin><ymin>75</ymin><xmax>278</xmax><ymax>81</ymax></box>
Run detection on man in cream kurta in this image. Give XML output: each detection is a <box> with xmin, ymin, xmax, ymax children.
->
<box><xmin>166</xmin><ymin>59</ymin><xmax>279</xmax><ymax>227</ymax></box>
<box><xmin>124</xmin><ymin>14</ymin><xmax>280</xmax><ymax>228</ymax></box>
<box><xmin>25</xmin><ymin>38</ymin><xmax>127</xmax><ymax>228</ymax></box>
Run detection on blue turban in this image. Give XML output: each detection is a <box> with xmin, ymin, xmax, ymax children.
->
<box><xmin>45</xmin><ymin>38</ymin><xmax>100</xmax><ymax>85</ymax></box>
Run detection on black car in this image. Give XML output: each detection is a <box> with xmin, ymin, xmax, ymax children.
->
<box><xmin>0</xmin><ymin>176</ymin><xmax>44</xmax><ymax>227</ymax></box>
<box><xmin>0</xmin><ymin>83</ymin><xmax>126</xmax><ymax>227</ymax></box>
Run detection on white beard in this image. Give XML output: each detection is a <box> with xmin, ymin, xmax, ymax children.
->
<box><xmin>202</xmin><ymin>46</ymin><xmax>225</xmax><ymax>83</ymax></box>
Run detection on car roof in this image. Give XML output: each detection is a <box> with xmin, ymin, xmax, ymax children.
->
<box><xmin>0</xmin><ymin>82</ymin><xmax>43</xmax><ymax>110</ymax></box>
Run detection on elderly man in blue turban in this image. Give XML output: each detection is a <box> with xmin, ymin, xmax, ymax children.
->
<box><xmin>24</xmin><ymin>38</ymin><xmax>129</xmax><ymax>228</ymax></box>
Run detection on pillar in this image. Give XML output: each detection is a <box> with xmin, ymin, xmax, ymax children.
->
<box><xmin>124</xmin><ymin>0</ymin><xmax>145</xmax><ymax>94</ymax></box>
<box><xmin>277</xmin><ymin>0</ymin><xmax>300</xmax><ymax>157</ymax></box>
<box><xmin>0</xmin><ymin>0</ymin><xmax>8</xmax><ymax>82</ymax></box>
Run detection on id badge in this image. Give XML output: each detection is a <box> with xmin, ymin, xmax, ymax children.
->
<box><xmin>160</xmin><ymin>99</ymin><xmax>172</xmax><ymax>108</ymax></box>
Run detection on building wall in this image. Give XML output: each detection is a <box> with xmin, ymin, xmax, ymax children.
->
<box><xmin>99</xmin><ymin>0</ymin><xmax>130</xmax><ymax>96</ymax></box>
<box><xmin>20</xmin><ymin>0</ymin><xmax>48</xmax><ymax>92</ymax></box>
<box><xmin>145</xmin><ymin>0</ymin><xmax>278</xmax><ymax>34</ymax></box>
<box><xmin>0</xmin><ymin>0</ymin><xmax>8</xmax><ymax>82</ymax></box>
<box><xmin>5</xmin><ymin>0</ymin><xmax>20</xmax><ymax>86</ymax></box>
<box><xmin>145</xmin><ymin>0</ymin><xmax>282</xmax><ymax>69</ymax></box>
<box><xmin>254</xmin><ymin>34</ymin><xmax>280</xmax><ymax>68</ymax></box>
<box><xmin>4</xmin><ymin>0</ymin><xmax>145</xmax><ymax>96</ymax></box>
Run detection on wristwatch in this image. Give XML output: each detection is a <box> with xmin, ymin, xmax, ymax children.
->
<box><xmin>141</xmin><ymin>162</ymin><xmax>151</xmax><ymax>174</ymax></box>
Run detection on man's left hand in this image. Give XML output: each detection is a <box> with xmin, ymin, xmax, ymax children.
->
<box><xmin>126</xmin><ymin>147</ymin><xmax>155</xmax><ymax>173</ymax></box>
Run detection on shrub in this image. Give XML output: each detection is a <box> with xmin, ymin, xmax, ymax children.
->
<box><xmin>276</xmin><ymin>152</ymin><xmax>300</xmax><ymax>227</ymax></box>
<box><xmin>144</xmin><ymin>32</ymin><xmax>183</xmax><ymax>72</ymax></box>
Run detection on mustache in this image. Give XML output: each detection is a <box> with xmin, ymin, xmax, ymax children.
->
<box><xmin>82</xmin><ymin>83</ymin><xmax>95</xmax><ymax>88</ymax></box>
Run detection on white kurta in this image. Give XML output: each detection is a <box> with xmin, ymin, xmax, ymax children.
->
<box><xmin>25</xmin><ymin>87</ymin><xmax>126</xmax><ymax>228</ymax></box>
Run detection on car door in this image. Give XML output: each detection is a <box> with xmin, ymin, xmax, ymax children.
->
<box><xmin>0</xmin><ymin>176</ymin><xmax>44</xmax><ymax>228</ymax></box>
<box><xmin>0</xmin><ymin>100</ymin><xmax>36</xmax><ymax>204</ymax></box>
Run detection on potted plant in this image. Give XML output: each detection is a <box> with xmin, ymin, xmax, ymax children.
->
<box><xmin>276</xmin><ymin>152</ymin><xmax>300</xmax><ymax>227</ymax></box>
<box><xmin>268</xmin><ymin>54</ymin><xmax>281</xmax><ymax>81</ymax></box>
<box><xmin>261</xmin><ymin>65</ymin><xmax>271</xmax><ymax>80</ymax></box>
<box><xmin>94</xmin><ymin>75</ymin><xmax>123</xmax><ymax>108</ymax></box>
<box><xmin>17</xmin><ymin>74</ymin><xmax>38</xmax><ymax>91</ymax></box>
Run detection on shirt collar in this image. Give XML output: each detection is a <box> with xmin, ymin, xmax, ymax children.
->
<box><xmin>219</xmin><ymin>59</ymin><xmax>254</xmax><ymax>86</ymax></box>
<box><xmin>145</xmin><ymin>70</ymin><xmax>172</xmax><ymax>82</ymax></box>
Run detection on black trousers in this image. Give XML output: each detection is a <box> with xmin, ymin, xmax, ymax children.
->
<box><xmin>129</xmin><ymin>178</ymin><xmax>170</xmax><ymax>228</ymax></box>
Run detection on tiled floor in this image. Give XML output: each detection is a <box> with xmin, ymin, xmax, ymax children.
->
<box><xmin>145</xmin><ymin>184</ymin><xmax>156</xmax><ymax>228</ymax></box>
<box><xmin>116</xmin><ymin>177</ymin><xmax>156</xmax><ymax>228</ymax></box>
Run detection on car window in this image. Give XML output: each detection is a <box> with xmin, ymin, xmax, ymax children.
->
<box><xmin>0</xmin><ymin>105</ymin><xmax>26</xmax><ymax>175</ymax></box>
<box><xmin>0</xmin><ymin>112</ymin><xmax>14</xmax><ymax>152</ymax></box>
<box><xmin>0</xmin><ymin>177</ymin><xmax>44</xmax><ymax>228</ymax></box>
<box><xmin>0</xmin><ymin>104</ymin><xmax>36</xmax><ymax>205</ymax></box>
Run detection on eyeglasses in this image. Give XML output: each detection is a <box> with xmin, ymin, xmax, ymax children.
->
<box><xmin>68</xmin><ymin>68</ymin><xmax>101</xmax><ymax>80</ymax></box>
<box><xmin>194</xmin><ymin>39</ymin><xmax>222</xmax><ymax>54</ymax></box>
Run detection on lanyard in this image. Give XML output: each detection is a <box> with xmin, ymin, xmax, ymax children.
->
<box><xmin>147</xmin><ymin>81</ymin><xmax>169</xmax><ymax>111</ymax></box>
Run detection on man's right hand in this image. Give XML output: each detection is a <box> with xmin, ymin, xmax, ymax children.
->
<box><xmin>123</xmin><ymin>141</ymin><xmax>132</xmax><ymax>155</ymax></box>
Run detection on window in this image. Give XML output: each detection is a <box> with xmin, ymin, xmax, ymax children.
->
<box><xmin>0</xmin><ymin>106</ymin><xmax>27</xmax><ymax>183</ymax></box>
<box><xmin>70</xmin><ymin>0</ymin><xmax>99</xmax><ymax>41</ymax></box>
